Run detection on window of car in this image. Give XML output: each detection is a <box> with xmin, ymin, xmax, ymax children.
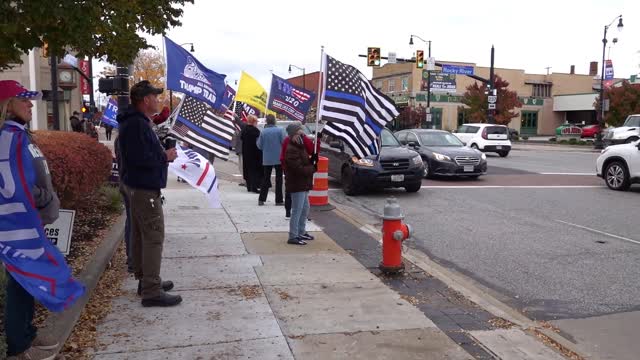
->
<box><xmin>623</xmin><ymin>116</ymin><xmax>640</xmax><ymax>127</ymax></box>
<box><xmin>466</xmin><ymin>126</ymin><xmax>480</xmax><ymax>134</ymax></box>
<box><xmin>380</xmin><ymin>129</ymin><xmax>401</xmax><ymax>147</ymax></box>
<box><xmin>485</xmin><ymin>126</ymin><xmax>508</xmax><ymax>135</ymax></box>
<box><xmin>406</xmin><ymin>132</ymin><xmax>419</xmax><ymax>144</ymax></box>
<box><xmin>419</xmin><ymin>132</ymin><xmax>464</xmax><ymax>147</ymax></box>
<box><xmin>457</xmin><ymin>125</ymin><xmax>467</xmax><ymax>133</ymax></box>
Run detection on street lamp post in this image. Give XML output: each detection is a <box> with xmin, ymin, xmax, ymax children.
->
<box><xmin>169</xmin><ymin>43</ymin><xmax>196</xmax><ymax>111</ymax></box>
<box><xmin>410</xmin><ymin>35</ymin><xmax>432</xmax><ymax>128</ymax></box>
<box><xmin>288</xmin><ymin>64</ymin><xmax>306</xmax><ymax>90</ymax></box>
<box><xmin>594</xmin><ymin>15</ymin><xmax>623</xmax><ymax>150</ymax></box>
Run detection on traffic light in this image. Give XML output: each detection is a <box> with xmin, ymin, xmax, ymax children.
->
<box><xmin>367</xmin><ymin>47</ymin><xmax>381</xmax><ymax>67</ymax></box>
<box><xmin>416</xmin><ymin>50</ymin><xmax>424</xmax><ymax>69</ymax></box>
<box><xmin>81</xmin><ymin>105</ymin><xmax>88</xmax><ymax>113</ymax></box>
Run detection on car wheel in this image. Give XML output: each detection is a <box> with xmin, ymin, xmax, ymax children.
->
<box><xmin>625</xmin><ymin>137</ymin><xmax>639</xmax><ymax>144</ymax></box>
<box><xmin>604</xmin><ymin>161</ymin><xmax>631</xmax><ymax>191</ymax></box>
<box><xmin>498</xmin><ymin>151</ymin><xmax>509</xmax><ymax>157</ymax></box>
<box><xmin>470</xmin><ymin>144</ymin><xmax>479</xmax><ymax>150</ymax></box>
<box><xmin>405</xmin><ymin>182</ymin><xmax>421</xmax><ymax>193</ymax></box>
<box><xmin>341</xmin><ymin>167</ymin><xmax>358</xmax><ymax>196</ymax></box>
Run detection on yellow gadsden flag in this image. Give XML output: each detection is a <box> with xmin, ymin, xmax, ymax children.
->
<box><xmin>236</xmin><ymin>71</ymin><xmax>275</xmax><ymax>115</ymax></box>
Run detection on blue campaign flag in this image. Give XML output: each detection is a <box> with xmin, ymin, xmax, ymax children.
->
<box><xmin>268</xmin><ymin>74</ymin><xmax>316</xmax><ymax>122</ymax></box>
<box><xmin>0</xmin><ymin>123</ymin><xmax>85</xmax><ymax>312</ymax></box>
<box><xmin>221</xmin><ymin>85</ymin><xmax>236</xmax><ymax>110</ymax></box>
<box><xmin>165</xmin><ymin>37</ymin><xmax>227</xmax><ymax>110</ymax></box>
<box><xmin>101</xmin><ymin>98</ymin><xmax>118</xmax><ymax>128</ymax></box>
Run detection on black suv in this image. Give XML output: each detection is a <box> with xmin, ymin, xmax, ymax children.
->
<box><xmin>320</xmin><ymin>129</ymin><xmax>425</xmax><ymax>195</ymax></box>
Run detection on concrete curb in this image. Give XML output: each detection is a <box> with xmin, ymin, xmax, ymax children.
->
<box><xmin>328</xmin><ymin>202</ymin><xmax>590</xmax><ymax>359</ymax></box>
<box><xmin>40</xmin><ymin>213</ymin><xmax>125</xmax><ymax>356</ymax></box>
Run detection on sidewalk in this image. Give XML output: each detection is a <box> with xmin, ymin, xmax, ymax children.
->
<box><xmin>89</xmin><ymin>178</ymin><xmax>470</xmax><ymax>359</ymax></box>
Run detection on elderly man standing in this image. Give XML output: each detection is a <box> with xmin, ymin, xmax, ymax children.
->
<box><xmin>257</xmin><ymin>114</ymin><xmax>285</xmax><ymax>206</ymax></box>
<box><xmin>117</xmin><ymin>80</ymin><xmax>181</xmax><ymax>307</ymax></box>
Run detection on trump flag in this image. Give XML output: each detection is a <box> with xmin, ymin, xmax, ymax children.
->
<box><xmin>268</xmin><ymin>74</ymin><xmax>316</xmax><ymax>122</ymax></box>
<box><xmin>165</xmin><ymin>36</ymin><xmax>227</xmax><ymax>110</ymax></box>
<box><xmin>0</xmin><ymin>125</ymin><xmax>85</xmax><ymax>312</ymax></box>
<box><xmin>168</xmin><ymin>145</ymin><xmax>221</xmax><ymax>208</ymax></box>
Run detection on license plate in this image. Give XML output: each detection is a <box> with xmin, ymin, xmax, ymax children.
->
<box><xmin>464</xmin><ymin>166</ymin><xmax>474</xmax><ymax>172</ymax></box>
<box><xmin>391</xmin><ymin>174</ymin><xmax>404</xmax><ymax>182</ymax></box>
<box><xmin>496</xmin><ymin>146</ymin><xmax>502</xmax><ymax>150</ymax></box>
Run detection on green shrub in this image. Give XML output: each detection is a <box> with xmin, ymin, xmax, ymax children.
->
<box><xmin>33</xmin><ymin>131</ymin><xmax>112</xmax><ymax>209</ymax></box>
<box><xmin>569</xmin><ymin>138</ymin><xmax>578</xmax><ymax>144</ymax></box>
<box><xmin>100</xmin><ymin>185</ymin><xmax>123</xmax><ymax>214</ymax></box>
<box><xmin>559</xmin><ymin>139</ymin><xmax>568</xmax><ymax>144</ymax></box>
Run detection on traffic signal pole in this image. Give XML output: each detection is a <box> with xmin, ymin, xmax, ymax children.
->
<box><xmin>426</xmin><ymin>41</ymin><xmax>432</xmax><ymax>128</ymax></box>
<box><xmin>488</xmin><ymin>45</ymin><xmax>495</xmax><ymax>124</ymax></box>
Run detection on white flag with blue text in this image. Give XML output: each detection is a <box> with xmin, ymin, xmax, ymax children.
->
<box><xmin>168</xmin><ymin>145</ymin><xmax>221</xmax><ymax>208</ymax></box>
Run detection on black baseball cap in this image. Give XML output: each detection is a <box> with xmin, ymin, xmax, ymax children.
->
<box><xmin>130</xmin><ymin>80</ymin><xmax>163</xmax><ymax>101</ymax></box>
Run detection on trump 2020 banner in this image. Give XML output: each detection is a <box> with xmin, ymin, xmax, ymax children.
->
<box><xmin>101</xmin><ymin>98</ymin><xmax>118</xmax><ymax>128</ymax></box>
<box><xmin>0</xmin><ymin>125</ymin><xmax>85</xmax><ymax>312</ymax></box>
<box><xmin>268</xmin><ymin>74</ymin><xmax>316</xmax><ymax>122</ymax></box>
<box><xmin>164</xmin><ymin>36</ymin><xmax>227</xmax><ymax>110</ymax></box>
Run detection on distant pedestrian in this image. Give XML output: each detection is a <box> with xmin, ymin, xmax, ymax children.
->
<box><xmin>284</xmin><ymin>122</ymin><xmax>316</xmax><ymax>245</ymax></box>
<box><xmin>280</xmin><ymin>130</ymin><xmax>318</xmax><ymax>218</ymax></box>
<box><xmin>240</xmin><ymin>115</ymin><xmax>262</xmax><ymax>193</ymax></box>
<box><xmin>117</xmin><ymin>80</ymin><xmax>181</xmax><ymax>307</ymax></box>
<box><xmin>70</xmin><ymin>111</ymin><xmax>82</xmax><ymax>132</ymax></box>
<box><xmin>257</xmin><ymin>114</ymin><xmax>285</xmax><ymax>206</ymax></box>
<box><xmin>104</xmin><ymin>123</ymin><xmax>113</xmax><ymax>141</ymax></box>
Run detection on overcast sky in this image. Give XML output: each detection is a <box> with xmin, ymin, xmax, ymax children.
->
<box><xmin>96</xmin><ymin>0</ymin><xmax>639</xmax><ymax>99</ymax></box>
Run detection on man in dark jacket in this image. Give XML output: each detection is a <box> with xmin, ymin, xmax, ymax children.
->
<box><xmin>117</xmin><ymin>80</ymin><xmax>181</xmax><ymax>307</ymax></box>
<box><xmin>240</xmin><ymin>115</ymin><xmax>262</xmax><ymax>193</ymax></box>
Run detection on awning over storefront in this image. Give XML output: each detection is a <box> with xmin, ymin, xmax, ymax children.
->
<box><xmin>553</xmin><ymin>93</ymin><xmax>598</xmax><ymax>111</ymax></box>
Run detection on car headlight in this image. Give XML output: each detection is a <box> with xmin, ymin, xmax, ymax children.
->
<box><xmin>411</xmin><ymin>155</ymin><xmax>423</xmax><ymax>166</ymax></box>
<box><xmin>351</xmin><ymin>156</ymin><xmax>375</xmax><ymax>167</ymax></box>
<box><xmin>433</xmin><ymin>152</ymin><xmax>451</xmax><ymax>161</ymax></box>
<box><xmin>481</xmin><ymin>153</ymin><xmax>487</xmax><ymax>160</ymax></box>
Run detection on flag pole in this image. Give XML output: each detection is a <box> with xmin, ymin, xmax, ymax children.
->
<box><xmin>313</xmin><ymin>46</ymin><xmax>325</xmax><ymax>154</ymax></box>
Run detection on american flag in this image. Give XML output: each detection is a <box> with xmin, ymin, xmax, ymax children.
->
<box><xmin>319</xmin><ymin>54</ymin><xmax>399</xmax><ymax>158</ymax></box>
<box><xmin>170</xmin><ymin>96</ymin><xmax>235</xmax><ymax>160</ymax></box>
<box><xmin>292</xmin><ymin>88</ymin><xmax>311</xmax><ymax>102</ymax></box>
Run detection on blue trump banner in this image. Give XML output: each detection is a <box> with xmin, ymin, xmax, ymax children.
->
<box><xmin>101</xmin><ymin>98</ymin><xmax>118</xmax><ymax>128</ymax></box>
<box><xmin>165</xmin><ymin>37</ymin><xmax>227</xmax><ymax>110</ymax></box>
<box><xmin>221</xmin><ymin>85</ymin><xmax>236</xmax><ymax>111</ymax></box>
<box><xmin>267</xmin><ymin>74</ymin><xmax>316</xmax><ymax>122</ymax></box>
<box><xmin>0</xmin><ymin>123</ymin><xmax>85</xmax><ymax>312</ymax></box>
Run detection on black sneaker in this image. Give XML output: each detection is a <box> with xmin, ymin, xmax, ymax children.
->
<box><xmin>287</xmin><ymin>238</ymin><xmax>307</xmax><ymax>245</ymax></box>
<box><xmin>138</xmin><ymin>280</ymin><xmax>175</xmax><ymax>296</ymax></box>
<box><xmin>258</xmin><ymin>201</ymin><xmax>265</xmax><ymax>206</ymax></box>
<box><xmin>300</xmin><ymin>233</ymin><xmax>315</xmax><ymax>241</ymax></box>
<box><xmin>141</xmin><ymin>293</ymin><xmax>183</xmax><ymax>307</ymax></box>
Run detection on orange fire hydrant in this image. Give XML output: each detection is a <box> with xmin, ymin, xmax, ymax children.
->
<box><xmin>379</xmin><ymin>197</ymin><xmax>412</xmax><ymax>275</ymax></box>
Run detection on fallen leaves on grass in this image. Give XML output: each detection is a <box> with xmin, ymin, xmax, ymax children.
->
<box><xmin>60</xmin><ymin>243</ymin><xmax>128</xmax><ymax>360</ymax></box>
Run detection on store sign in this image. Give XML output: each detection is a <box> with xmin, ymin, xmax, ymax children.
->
<box><xmin>421</xmin><ymin>71</ymin><xmax>456</xmax><ymax>92</ymax></box>
<box><xmin>44</xmin><ymin>210</ymin><xmax>76</xmax><ymax>256</ymax></box>
<box><xmin>560</xmin><ymin>125</ymin><xmax>583</xmax><ymax>136</ymax></box>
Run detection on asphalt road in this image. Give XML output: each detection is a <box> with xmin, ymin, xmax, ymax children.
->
<box><xmin>327</xmin><ymin>149</ymin><xmax>640</xmax><ymax>320</ymax></box>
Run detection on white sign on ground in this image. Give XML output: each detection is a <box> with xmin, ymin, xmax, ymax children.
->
<box><xmin>44</xmin><ymin>209</ymin><xmax>76</xmax><ymax>256</ymax></box>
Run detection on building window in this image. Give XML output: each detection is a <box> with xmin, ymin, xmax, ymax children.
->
<box><xmin>375</xmin><ymin>80</ymin><xmax>382</xmax><ymax>90</ymax></box>
<box><xmin>457</xmin><ymin>109</ymin><xmax>466</xmax><ymax>126</ymax></box>
<box><xmin>402</xmin><ymin>77</ymin><xmax>409</xmax><ymax>91</ymax></box>
<box><xmin>532</xmin><ymin>84</ymin><xmax>551</xmax><ymax>98</ymax></box>
<box><xmin>388</xmin><ymin>79</ymin><xmax>396</xmax><ymax>92</ymax></box>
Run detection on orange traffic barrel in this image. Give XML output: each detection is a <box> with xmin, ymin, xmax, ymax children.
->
<box><xmin>309</xmin><ymin>156</ymin><xmax>329</xmax><ymax>206</ymax></box>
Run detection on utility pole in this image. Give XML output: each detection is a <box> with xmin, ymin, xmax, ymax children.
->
<box><xmin>487</xmin><ymin>45</ymin><xmax>495</xmax><ymax>124</ymax></box>
<box><xmin>50</xmin><ymin>53</ymin><xmax>60</xmax><ymax>130</ymax></box>
<box><xmin>426</xmin><ymin>41</ymin><xmax>432</xmax><ymax>129</ymax></box>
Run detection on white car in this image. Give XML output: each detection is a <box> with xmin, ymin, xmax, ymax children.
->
<box><xmin>453</xmin><ymin>123</ymin><xmax>512</xmax><ymax>157</ymax></box>
<box><xmin>596</xmin><ymin>140</ymin><xmax>640</xmax><ymax>191</ymax></box>
<box><xmin>604</xmin><ymin>114</ymin><xmax>640</xmax><ymax>145</ymax></box>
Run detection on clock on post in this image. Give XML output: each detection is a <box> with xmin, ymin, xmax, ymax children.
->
<box><xmin>57</xmin><ymin>66</ymin><xmax>77</xmax><ymax>90</ymax></box>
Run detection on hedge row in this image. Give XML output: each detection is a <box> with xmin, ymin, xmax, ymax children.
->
<box><xmin>33</xmin><ymin>131</ymin><xmax>112</xmax><ymax>209</ymax></box>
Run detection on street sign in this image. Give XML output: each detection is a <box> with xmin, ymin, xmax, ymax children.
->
<box><xmin>442</xmin><ymin>64</ymin><xmax>474</xmax><ymax>76</ymax></box>
<box><xmin>388</xmin><ymin>52</ymin><xmax>397</xmax><ymax>64</ymax></box>
<box><xmin>488</xmin><ymin>95</ymin><xmax>497</xmax><ymax>103</ymax></box>
<box><xmin>426</xmin><ymin>113</ymin><xmax>432</xmax><ymax>123</ymax></box>
<box><xmin>426</xmin><ymin>57</ymin><xmax>436</xmax><ymax>71</ymax></box>
<box><xmin>488</xmin><ymin>103</ymin><xmax>496</xmax><ymax>110</ymax></box>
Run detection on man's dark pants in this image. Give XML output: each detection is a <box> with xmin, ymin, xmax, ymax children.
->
<box><xmin>259</xmin><ymin>165</ymin><xmax>283</xmax><ymax>203</ymax></box>
<box><xmin>4</xmin><ymin>271</ymin><xmax>36</xmax><ymax>356</ymax></box>
<box><xmin>124</xmin><ymin>185</ymin><xmax>166</xmax><ymax>299</ymax></box>
<box><xmin>119</xmin><ymin>184</ymin><xmax>133</xmax><ymax>272</ymax></box>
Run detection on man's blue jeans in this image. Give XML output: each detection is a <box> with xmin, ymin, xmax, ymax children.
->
<box><xmin>289</xmin><ymin>191</ymin><xmax>309</xmax><ymax>239</ymax></box>
<box><xmin>4</xmin><ymin>271</ymin><xmax>36</xmax><ymax>356</ymax></box>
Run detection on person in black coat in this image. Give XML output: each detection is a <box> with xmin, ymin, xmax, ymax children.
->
<box><xmin>240</xmin><ymin>115</ymin><xmax>263</xmax><ymax>193</ymax></box>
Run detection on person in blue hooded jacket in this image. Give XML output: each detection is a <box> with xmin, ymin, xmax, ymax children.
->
<box><xmin>256</xmin><ymin>114</ymin><xmax>285</xmax><ymax>206</ymax></box>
